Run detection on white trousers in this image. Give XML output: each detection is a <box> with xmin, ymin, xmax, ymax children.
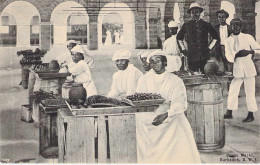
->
<box><xmin>227</xmin><ymin>76</ymin><xmax>257</xmax><ymax>112</ymax></box>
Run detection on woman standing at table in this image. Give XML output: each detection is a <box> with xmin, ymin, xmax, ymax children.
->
<box><xmin>66</xmin><ymin>45</ymin><xmax>97</xmax><ymax>97</ymax></box>
<box><xmin>135</xmin><ymin>50</ymin><xmax>201</xmax><ymax>164</ymax></box>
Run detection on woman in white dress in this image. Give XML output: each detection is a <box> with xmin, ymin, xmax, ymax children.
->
<box><xmin>114</xmin><ymin>30</ymin><xmax>120</xmax><ymax>44</ymax></box>
<box><xmin>104</xmin><ymin>30</ymin><xmax>112</xmax><ymax>45</ymax></box>
<box><xmin>135</xmin><ymin>50</ymin><xmax>201</xmax><ymax>164</ymax></box>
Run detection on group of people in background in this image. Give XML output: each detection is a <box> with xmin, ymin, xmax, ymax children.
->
<box><xmin>54</xmin><ymin>2</ymin><xmax>260</xmax><ymax>163</ymax></box>
<box><xmin>104</xmin><ymin>29</ymin><xmax>123</xmax><ymax>45</ymax></box>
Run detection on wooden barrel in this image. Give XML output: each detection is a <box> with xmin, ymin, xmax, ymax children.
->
<box><xmin>62</xmin><ymin>82</ymin><xmax>83</xmax><ymax>100</ymax></box>
<box><xmin>185</xmin><ymin>83</ymin><xmax>225</xmax><ymax>150</ymax></box>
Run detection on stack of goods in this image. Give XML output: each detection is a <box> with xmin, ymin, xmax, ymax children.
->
<box><xmin>29</xmin><ymin>89</ymin><xmax>59</xmax><ymax>104</ymax></box>
<box><xmin>126</xmin><ymin>93</ymin><xmax>163</xmax><ymax>101</ymax></box>
<box><xmin>17</xmin><ymin>48</ymin><xmax>46</xmax><ymax>66</ymax></box>
<box><xmin>67</xmin><ymin>95</ymin><xmax>131</xmax><ymax>109</ymax></box>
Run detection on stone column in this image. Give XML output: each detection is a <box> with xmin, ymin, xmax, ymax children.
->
<box><xmin>40</xmin><ymin>22</ymin><xmax>51</xmax><ymax>51</ymax></box>
<box><xmin>240</xmin><ymin>0</ymin><xmax>256</xmax><ymax>37</ymax></box>
<box><xmin>88</xmin><ymin>15</ymin><xmax>98</xmax><ymax>50</ymax></box>
<box><xmin>16</xmin><ymin>24</ymin><xmax>30</xmax><ymax>47</ymax></box>
<box><xmin>53</xmin><ymin>25</ymin><xmax>67</xmax><ymax>45</ymax></box>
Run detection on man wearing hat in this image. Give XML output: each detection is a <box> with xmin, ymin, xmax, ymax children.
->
<box><xmin>66</xmin><ymin>45</ymin><xmax>97</xmax><ymax>97</ymax></box>
<box><xmin>177</xmin><ymin>3</ymin><xmax>219</xmax><ymax>72</ymax></box>
<box><xmin>108</xmin><ymin>49</ymin><xmax>143</xmax><ymax>98</ymax></box>
<box><xmin>135</xmin><ymin>50</ymin><xmax>201</xmax><ymax>164</ymax></box>
<box><xmin>224</xmin><ymin>18</ymin><xmax>260</xmax><ymax>122</ymax></box>
<box><xmin>163</xmin><ymin>20</ymin><xmax>182</xmax><ymax>72</ymax></box>
<box><xmin>214</xmin><ymin>9</ymin><xmax>232</xmax><ymax>72</ymax></box>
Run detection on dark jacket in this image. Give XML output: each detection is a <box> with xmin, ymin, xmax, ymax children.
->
<box><xmin>213</xmin><ymin>24</ymin><xmax>232</xmax><ymax>59</ymax></box>
<box><xmin>177</xmin><ymin>19</ymin><xmax>219</xmax><ymax>62</ymax></box>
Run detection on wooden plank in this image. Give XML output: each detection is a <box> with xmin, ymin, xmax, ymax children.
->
<box><xmin>187</xmin><ymin>103</ymin><xmax>196</xmax><ymax>140</ymax></box>
<box><xmin>195</xmin><ymin>104</ymin><xmax>205</xmax><ymax>144</ymax></box>
<box><xmin>66</xmin><ymin>117</ymin><xmax>95</xmax><ymax>163</ymax></box>
<box><xmin>218</xmin><ymin>103</ymin><xmax>225</xmax><ymax>145</ymax></box>
<box><xmin>57</xmin><ymin>111</ymin><xmax>65</xmax><ymax>163</ymax></box>
<box><xmin>98</xmin><ymin>116</ymin><xmax>107</xmax><ymax>163</ymax></box>
<box><xmin>204</xmin><ymin>105</ymin><xmax>214</xmax><ymax>144</ymax></box>
<box><xmin>203</xmin><ymin>89</ymin><xmax>213</xmax><ymax>102</ymax></box>
<box><xmin>213</xmin><ymin>105</ymin><xmax>220</xmax><ymax>144</ymax></box>
<box><xmin>108</xmin><ymin>115</ymin><xmax>137</xmax><ymax>163</ymax></box>
<box><xmin>51</xmin><ymin>114</ymin><xmax>58</xmax><ymax>146</ymax></box>
<box><xmin>39</xmin><ymin>106</ymin><xmax>50</xmax><ymax>154</ymax></box>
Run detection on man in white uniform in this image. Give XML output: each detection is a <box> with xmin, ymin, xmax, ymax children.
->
<box><xmin>135</xmin><ymin>50</ymin><xmax>201</xmax><ymax>163</ymax></box>
<box><xmin>224</xmin><ymin>18</ymin><xmax>260</xmax><ymax>122</ymax></box>
<box><xmin>108</xmin><ymin>49</ymin><xmax>143</xmax><ymax>98</ymax></box>
<box><xmin>136</xmin><ymin>51</ymin><xmax>154</xmax><ymax>93</ymax></box>
<box><xmin>66</xmin><ymin>45</ymin><xmax>97</xmax><ymax>97</ymax></box>
<box><xmin>163</xmin><ymin>21</ymin><xmax>182</xmax><ymax>72</ymax></box>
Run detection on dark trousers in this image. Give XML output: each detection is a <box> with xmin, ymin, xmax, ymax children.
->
<box><xmin>188</xmin><ymin>60</ymin><xmax>207</xmax><ymax>73</ymax></box>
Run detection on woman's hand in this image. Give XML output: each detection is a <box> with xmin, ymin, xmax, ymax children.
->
<box><xmin>152</xmin><ymin>112</ymin><xmax>168</xmax><ymax>126</ymax></box>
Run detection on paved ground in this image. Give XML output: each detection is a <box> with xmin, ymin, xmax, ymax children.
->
<box><xmin>0</xmin><ymin>45</ymin><xmax>259</xmax><ymax>163</ymax></box>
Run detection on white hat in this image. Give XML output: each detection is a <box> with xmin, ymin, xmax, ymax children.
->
<box><xmin>71</xmin><ymin>45</ymin><xmax>84</xmax><ymax>54</ymax></box>
<box><xmin>187</xmin><ymin>3</ymin><xmax>203</xmax><ymax>14</ymax></box>
<box><xmin>66</xmin><ymin>40</ymin><xmax>78</xmax><ymax>46</ymax></box>
<box><xmin>137</xmin><ymin>51</ymin><xmax>150</xmax><ymax>59</ymax></box>
<box><xmin>146</xmin><ymin>50</ymin><xmax>167</xmax><ymax>63</ymax></box>
<box><xmin>112</xmin><ymin>49</ymin><xmax>131</xmax><ymax>61</ymax></box>
<box><xmin>168</xmin><ymin>21</ymin><xmax>179</xmax><ymax>28</ymax></box>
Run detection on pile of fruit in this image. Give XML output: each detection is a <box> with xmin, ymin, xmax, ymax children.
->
<box><xmin>69</xmin><ymin>95</ymin><xmax>131</xmax><ymax>109</ymax></box>
<box><xmin>29</xmin><ymin>89</ymin><xmax>58</xmax><ymax>104</ymax></box>
<box><xmin>17</xmin><ymin>48</ymin><xmax>46</xmax><ymax>66</ymax></box>
<box><xmin>126</xmin><ymin>93</ymin><xmax>163</xmax><ymax>101</ymax></box>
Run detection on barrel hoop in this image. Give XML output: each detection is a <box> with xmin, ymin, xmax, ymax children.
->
<box><xmin>188</xmin><ymin>99</ymin><xmax>223</xmax><ymax>105</ymax></box>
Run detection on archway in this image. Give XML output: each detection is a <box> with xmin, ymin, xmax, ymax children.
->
<box><xmin>0</xmin><ymin>1</ymin><xmax>40</xmax><ymax>47</ymax></box>
<box><xmin>97</xmin><ymin>3</ymin><xmax>135</xmax><ymax>47</ymax></box>
<box><xmin>221</xmin><ymin>1</ymin><xmax>235</xmax><ymax>24</ymax></box>
<box><xmin>255</xmin><ymin>1</ymin><xmax>260</xmax><ymax>42</ymax></box>
<box><xmin>50</xmin><ymin>1</ymin><xmax>89</xmax><ymax>45</ymax></box>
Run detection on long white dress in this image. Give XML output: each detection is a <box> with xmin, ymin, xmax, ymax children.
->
<box><xmin>114</xmin><ymin>31</ymin><xmax>120</xmax><ymax>44</ymax></box>
<box><xmin>163</xmin><ymin>35</ymin><xmax>182</xmax><ymax>72</ymax></box>
<box><xmin>107</xmin><ymin>64</ymin><xmax>143</xmax><ymax>98</ymax></box>
<box><xmin>68</xmin><ymin>60</ymin><xmax>97</xmax><ymax>97</ymax></box>
<box><xmin>104</xmin><ymin>31</ymin><xmax>112</xmax><ymax>45</ymax></box>
<box><xmin>135</xmin><ymin>71</ymin><xmax>201</xmax><ymax>164</ymax></box>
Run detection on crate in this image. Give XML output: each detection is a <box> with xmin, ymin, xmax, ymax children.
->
<box><xmin>57</xmin><ymin>108</ymin><xmax>139</xmax><ymax>163</ymax></box>
<box><xmin>39</xmin><ymin>101</ymin><xmax>67</xmax><ymax>159</ymax></box>
<box><xmin>21</xmin><ymin>105</ymin><xmax>33</xmax><ymax>123</ymax></box>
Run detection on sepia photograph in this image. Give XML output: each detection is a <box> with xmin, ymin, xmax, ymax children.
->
<box><xmin>0</xmin><ymin>0</ymin><xmax>259</xmax><ymax>164</ymax></box>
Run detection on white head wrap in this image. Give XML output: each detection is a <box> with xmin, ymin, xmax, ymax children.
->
<box><xmin>168</xmin><ymin>21</ymin><xmax>179</xmax><ymax>28</ymax></box>
<box><xmin>137</xmin><ymin>51</ymin><xmax>150</xmax><ymax>59</ymax></box>
<box><xmin>112</xmin><ymin>49</ymin><xmax>131</xmax><ymax>61</ymax></box>
<box><xmin>66</xmin><ymin>40</ymin><xmax>78</xmax><ymax>46</ymax></box>
<box><xmin>71</xmin><ymin>45</ymin><xmax>84</xmax><ymax>54</ymax></box>
<box><xmin>146</xmin><ymin>50</ymin><xmax>167</xmax><ymax>63</ymax></box>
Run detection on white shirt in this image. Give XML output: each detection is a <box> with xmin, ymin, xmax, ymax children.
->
<box><xmin>136</xmin><ymin>70</ymin><xmax>154</xmax><ymax>93</ymax></box>
<box><xmin>108</xmin><ymin>64</ymin><xmax>143</xmax><ymax>98</ymax></box>
<box><xmin>68</xmin><ymin>60</ymin><xmax>97</xmax><ymax>96</ymax></box>
<box><xmin>219</xmin><ymin>25</ymin><xmax>228</xmax><ymax>45</ymax></box>
<box><xmin>163</xmin><ymin>35</ymin><xmax>180</xmax><ymax>55</ymax></box>
<box><xmin>225</xmin><ymin>32</ymin><xmax>260</xmax><ymax>78</ymax></box>
<box><xmin>136</xmin><ymin>71</ymin><xmax>187</xmax><ymax>117</ymax></box>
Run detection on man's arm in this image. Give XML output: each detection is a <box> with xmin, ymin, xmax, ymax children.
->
<box><xmin>177</xmin><ymin>24</ymin><xmax>188</xmax><ymax>54</ymax></box>
<box><xmin>208</xmin><ymin>23</ymin><xmax>219</xmax><ymax>50</ymax></box>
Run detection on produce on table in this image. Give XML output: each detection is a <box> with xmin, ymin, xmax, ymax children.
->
<box><xmin>126</xmin><ymin>93</ymin><xmax>163</xmax><ymax>101</ymax></box>
<box><xmin>85</xmin><ymin>95</ymin><xmax>130</xmax><ymax>107</ymax></box>
<box><xmin>29</xmin><ymin>89</ymin><xmax>57</xmax><ymax>104</ymax></box>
